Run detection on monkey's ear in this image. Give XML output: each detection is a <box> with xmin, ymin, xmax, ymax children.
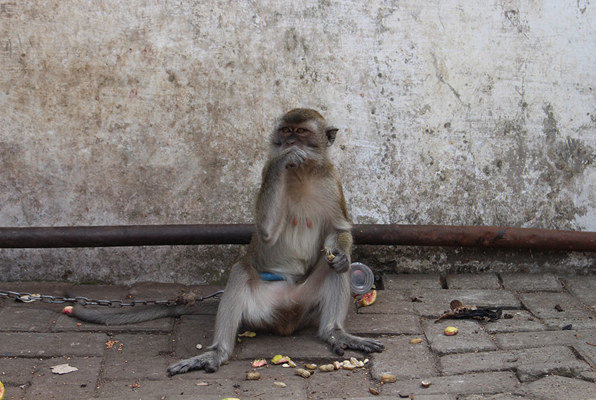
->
<box><xmin>326</xmin><ymin>127</ymin><xmax>338</xmax><ymax>146</ymax></box>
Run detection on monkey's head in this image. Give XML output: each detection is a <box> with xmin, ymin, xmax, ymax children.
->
<box><xmin>271</xmin><ymin>108</ymin><xmax>339</xmax><ymax>164</ymax></box>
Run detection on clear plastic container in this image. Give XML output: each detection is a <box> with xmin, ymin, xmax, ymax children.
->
<box><xmin>349</xmin><ymin>262</ymin><xmax>374</xmax><ymax>294</ymax></box>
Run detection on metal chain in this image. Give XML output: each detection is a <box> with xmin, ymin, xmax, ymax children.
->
<box><xmin>0</xmin><ymin>288</ymin><xmax>224</xmax><ymax>307</ymax></box>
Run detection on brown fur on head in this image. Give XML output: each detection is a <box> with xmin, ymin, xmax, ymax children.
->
<box><xmin>270</xmin><ymin>108</ymin><xmax>338</xmax><ymax>162</ymax></box>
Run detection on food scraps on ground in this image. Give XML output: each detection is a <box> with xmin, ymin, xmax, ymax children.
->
<box><xmin>369</xmin><ymin>387</ymin><xmax>380</xmax><ymax>395</ymax></box>
<box><xmin>421</xmin><ymin>380</ymin><xmax>432</xmax><ymax>388</ymax></box>
<box><xmin>62</xmin><ymin>306</ymin><xmax>74</xmax><ymax>315</ymax></box>
<box><xmin>246</xmin><ymin>371</ymin><xmax>261</xmax><ymax>380</ymax></box>
<box><xmin>305</xmin><ymin>363</ymin><xmax>317</xmax><ymax>370</ymax></box>
<box><xmin>271</xmin><ymin>355</ymin><xmax>291</xmax><ymax>365</ymax></box>
<box><xmin>359</xmin><ymin>290</ymin><xmax>377</xmax><ymax>306</ymax></box>
<box><xmin>444</xmin><ymin>326</ymin><xmax>459</xmax><ymax>336</ymax></box>
<box><xmin>251</xmin><ymin>359</ymin><xmax>268</xmax><ymax>368</ymax></box>
<box><xmin>318</xmin><ymin>364</ymin><xmax>334</xmax><ymax>372</ymax></box>
<box><xmin>273</xmin><ymin>381</ymin><xmax>287</xmax><ymax>388</ymax></box>
<box><xmin>381</xmin><ymin>374</ymin><xmax>397</xmax><ymax>383</ymax></box>
<box><xmin>409</xmin><ymin>338</ymin><xmax>423</xmax><ymax>344</ymax></box>
<box><xmin>295</xmin><ymin>368</ymin><xmax>311</xmax><ymax>378</ymax></box>
<box><xmin>435</xmin><ymin>299</ymin><xmax>502</xmax><ymax>322</ymax></box>
<box><xmin>50</xmin><ymin>364</ymin><xmax>78</xmax><ymax>375</ymax></box>
<box><xmin>0</xmin><ymin>380</ymin><xmax>5</xmax><ymax>400</ymax></box>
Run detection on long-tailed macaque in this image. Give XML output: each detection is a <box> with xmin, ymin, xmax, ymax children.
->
<box><xmin>66</xmin><ymin>109</ymin><xmax>384</xmax><ymax>374</ymax></box>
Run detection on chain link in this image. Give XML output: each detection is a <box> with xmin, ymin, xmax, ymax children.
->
<box><xmin>0</xmin><ymin>289</ymin><xmax>224</xmax><ymax>307</ymax></box>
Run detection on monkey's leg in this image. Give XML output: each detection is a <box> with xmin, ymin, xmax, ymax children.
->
<box><xmin>167</xmin><ymin>263</ymin><xmax>249</xmax><ymax>375</ymax></box>
<box><xmin>317</xmin><ymin>268</ymin><xmax>384</xmax><ymax>355</ymax></box>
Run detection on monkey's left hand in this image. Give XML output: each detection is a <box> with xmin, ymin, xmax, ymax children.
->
<box><xmin>327</xmin><ymin>249</ymin><xmax>350</xmax><ymax>273</ymax></box>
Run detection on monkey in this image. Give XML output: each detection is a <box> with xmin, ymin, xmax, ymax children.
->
<box><xmin>65</xmin><ymin>108</ymin><xmax>384</xmax><ymax>375</ymax></box>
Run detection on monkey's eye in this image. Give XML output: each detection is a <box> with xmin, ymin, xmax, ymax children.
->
<box><xmin>296</xmin><ymin>128</ymin><xmax>305</xmax><ymax>134</ymax></box>
<box><xmin>280</xmin><ymin>127</ymin><xmax>291</xmax><ymax>134</ymax></box>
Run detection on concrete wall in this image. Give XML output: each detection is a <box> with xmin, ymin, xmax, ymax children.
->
<box><xmin>1</xmin><ymin>0</ymin><xmax>594</xmax><ymax>284</ymax></box>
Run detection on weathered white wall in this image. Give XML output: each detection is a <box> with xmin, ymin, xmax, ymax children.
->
<box><xmin>1</xmin><ymin>1</ymin><xmax>594</xmax><ymax>283</ymax></box>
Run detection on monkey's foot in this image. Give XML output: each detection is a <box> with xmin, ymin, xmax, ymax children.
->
<box><xmin>327</xmin><ymin>331</ymin><xmax>385</xmax><ymax>356</ymax></box>
<box><xmin>167</xmin><ymin>352</ymin><xmax>222</xmax><ymax>376</ymax></box>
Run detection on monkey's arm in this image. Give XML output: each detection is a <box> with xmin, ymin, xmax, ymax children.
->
<box><xmin>255</xmin><ymin>148</ymin><xmax>305</xmax><ymax>245</ymax></box>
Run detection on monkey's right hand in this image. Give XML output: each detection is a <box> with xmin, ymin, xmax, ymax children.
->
<box><xmin>282</xmin><ymin>146</ymin><xmax>307</xmax><ymax>169</ymax></box>
<box><xmin>326</xmin><ymin>248</ymin><xmax>350</xmax><ymax>273</ymax></box>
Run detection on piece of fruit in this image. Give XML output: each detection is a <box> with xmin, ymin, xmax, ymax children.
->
<box><xmin>0</xmin><ymin>380</ymin><xmax>4</xmax><ymax>400</ymax></box>
<box><xmin>238</xmin><ymin>331</ymin><xmax>256</xmax><ymax>338</ymax></box>
<box><xmin>251</xmin><ymin>359</ymin><xmax>267</xmax><ymax>368</ymax></box>
<box><xmin>444</xmin><ymin>326</ymin><xmax>459</xmax><ymax>336</ymax></box>
<box><xmin>62</xmin><ymin>306</ymin><xmax>74</xmax><ymax>315</ymax></box>
<box><xmin>360</xmin><ymin>290</ymin><xmax>377</xmax><ymax>306</ymax></box>
<box><xmin>271</xmin><ymin>355</ymin><xmax>291</xmax><ymax>365</ymax></box>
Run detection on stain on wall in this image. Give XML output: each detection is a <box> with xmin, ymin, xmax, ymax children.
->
<box><xmin>0</xmin><ymin>1</ymin><xmax>594</xmax><ymax>283</ymax></box>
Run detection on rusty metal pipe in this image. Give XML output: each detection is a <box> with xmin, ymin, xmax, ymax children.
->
<box><xmin>0</xmin><ymin>224</ymin><xmax>594</xmax><ymax>252</ymax></box>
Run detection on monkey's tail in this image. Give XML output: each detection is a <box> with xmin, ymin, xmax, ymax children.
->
<box><xmin>63</xmin><ymin>304</ymin><xmax>189</xmax><ymax>325</ymax></box>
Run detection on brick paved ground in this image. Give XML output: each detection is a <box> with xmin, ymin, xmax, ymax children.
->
<box><xmin>1</xmin><ymin>273</ymin><xmax>595</xmax><ymax>399</ymax></box>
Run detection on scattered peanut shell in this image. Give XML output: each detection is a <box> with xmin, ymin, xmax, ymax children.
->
<box><xmin>369</xmin><ymin>387</ymin><xmax>380</xmax><ymax>395</ymax></box>
<box><xmin>421</xmin><ymin>380</ymin><xmax>432</xmax><ymax>388</ymax></box>
<box><xmin>195</xmin><ymin>344</ymin><xmax>203</xmax><ymax>350</ymax></box>
<box><xmin>444</xmin><ymin>326</ymin><xmax>459</xmax><ymax>336</ymax></box>
<box><xmin>246</xmin><ymin>371</ymin><xmax>261</xmax><ymax>381</ymax></box>
<box><xmin>295</xmin><ymin>368</ymin><xmax>311</xmax><ymax>378</ymax></box>
<box><xmin>381</xmin><ymin>374</ymin><xmax>397</xmax><ymax>383</ymax></box>
<box><xmin>410</xmin><ymin>338</ymin><xmax>423</xmax><ymax>344</ymax></box>
<box><xmin>305</xmin><ymin>363</ymin><xmax>317</xmax><ymax>370</ymax></box>
<box><xmin>318</xmin><ymin>364</ymin><xmax>334</xmax><ymax>372</ymax></box>
<box><xmin>273</xmin><ymin>381</ymin><xmax>287</xmax><ymax>388</ymax></box>
<box><xmin>333</xmin><ymin>361</ymin><xmax>342</xmax><ymax>370</ymax></box>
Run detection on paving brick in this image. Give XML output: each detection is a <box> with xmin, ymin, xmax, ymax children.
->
<box><xmin>513</xmin><ymin>375</ymin><xmax>596</xmax><ymax>399</ymax></box>
<box><xmin>233</xmin><ymin>330</ymin><xmax>365</xmax><ymax>361</ymax></box>
<box><xmin>562</xmin><ymin>275</ymin><xmax>596</xmax><ymax>306</ymax></box>
<box><xmin>384</xmin><ymin>274</ymin><xmax>444</xmax><ymax>290</ymax></box>
<box><xmin>483</xmin><ymin>310</ymin><xmax>546</xmax><ymax>334</ymax></box>
<box><xmin>356</xmin><ymin>289</ymin><xmax>415</xmax><ymax>315</ymax></box>
<box><xmin>446</xmin><ymin>273</ymin><xmax>501</xmax><ymax>290</ymax></box>
<box><xmin>370</xmin><ymin>336</ymin><xmax>437</xmax><ymax>380</ymax></box>
<box><xmin>423</xmin><ymin>319</ymin><xmax>496</xmax><ymax>355</ymax></box>
<box><xmin>26</xmin><ymin>356</ymin><xmax>102</xmax><ymax>399</ymax></box>
<box><xmin>96</xmin><ymin>362</ymin><xmax>309</xmax><ymax>399</ymax></box>
<box><xmin>500</xmin><ymin>273</ymin><xmax>563</xmax><ymax>292</ymax></box>
<box><xmin>101</xmin><ymin>333</ymin><xmax>172</xmax><ymax>381</ymax></box>
<box><xmin>172</xmin><ymin>314</ymin><xmax>216</xmax><ymax>357</ymax></box>
<box><xmin>574</xmin><ymin>341</ymin><xmax>596</xmax><ymax>368</ymax></box>
<box><xmin>1</xmin><ymin>357</ymin><xmax>47</xmax><ymax>386</ymax></box>
<box><xmin>0</xmin><ymin>306</ymin><xmax>60</xmax><ymax>332</ymax></box>
<box><xmin>0</xmin><ymin>332</ymin><xmax>107</xmax><ymax>357</ymax></box>
<box><xmin>381</xmin><ymin>372</ymin><xmax>519</xmax><ymax>396</ymax></box>
<box><xmin>306</xmin><ymin>366</ymin><xmax>380</xmax><ymax>400</ymax></box>
<box><xmin>439</xmin><ymin>346</ymin><xmax>590</xmax><ymax>382</ymax></box>
<box><xmin>345</xmin><ymin>311</ymin><xmax>421</xmax><ymax>335</ymax></box>
<box><xmin>410</xmin><ymin>290</ymin><xmax>520</xmax><ymax>318</ymax></box>
<box><xmin>495</xmin><ymin>329</ymin><xmax>596</xmax><ymax>350</ymax></box>
<box><xmin>54</xmin><ymin>309</ymin><xmax>176</xmax><ymax>333</ymax></box>
<box><xmin>519</xmin><ymin>292</ymin><xmax>594</xmax><ymax>320</ymax></box>
<box><xmin>460</xmin><ymin>395</ymin><xmax>531</xmax><ymax>400</ymax></box>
